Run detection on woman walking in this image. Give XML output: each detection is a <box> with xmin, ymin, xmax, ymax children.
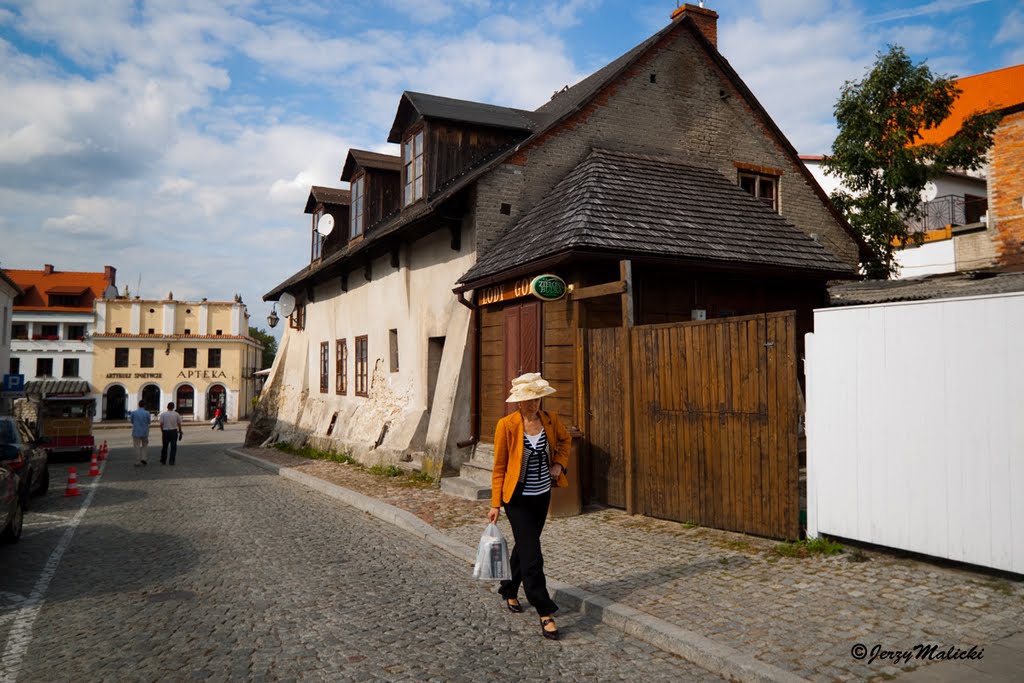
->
<box><xmin>488</xmin><ymin>372</ymin><xmax>571</xmax><ymax>640</ymax></box>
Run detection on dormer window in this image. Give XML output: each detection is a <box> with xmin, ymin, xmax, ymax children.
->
<box><xmin>403</xmin><ymin>129</ymin><xmax>424</xmax><ymax>206</ymax></box>
<box><xmin>350</xmin><ymin>175</ymin><xmax>365</xmax><ymax>239</ymax></box>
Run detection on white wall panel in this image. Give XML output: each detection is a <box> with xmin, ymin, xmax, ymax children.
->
<box><xmin>806</xmin><ymin>291</ymin><xmax>1024</xmax><ymax>573</ymax></box>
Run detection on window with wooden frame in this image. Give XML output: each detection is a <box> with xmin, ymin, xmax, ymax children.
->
<box><xmin>403</xmin><ymin>128</ymin><xmax>425</xmax><ymax>206</ymax></box>
<box><xmin>140</xmin><ymin>348</ymin><xmax>155</xmax><ymax>368</ymax></box>
<box><xmin>354</xmin><ymin>335</ymin><xmax>368</xmax><ymax>397</ymax></box>
<box><xmin>350</xmin><ymin>175</ymin><xmax>365</xmax><ymax>239</ymax></box>
<box><xmin>184</xmin><ymin>348</ymin><xmax>197</xmax><ymax>368</ymax></box>
<box><xmin>311</xmin><ymin>208</ymin><xmax>324</xmax><ymax>262</ymax></box>
<box><xmin>289</xmin><ymin>303</ymin><xmax>305</xmax><ymax>330</ymax></box>
<box><xmin>335</xmin><ymin>338</ymin><xmax>347</xmax><ymax>395</ymax></box>
<box><xmin>208</xmin><ymin>348</ymin><xmax>222</xmax><ymax>368</ymax></box>
<box><xmin>115</xmin><ymin>347</ymin><xmax>129</xmax><ymax>367</ymax></box>
<box><xmin>738</xmin><ymin>170</ymin><xmax>779</xmax><ymax>211</ymax></box>
<box><xmin>319</xmin><ymin>341</ymin><xmax>329</xmax><ymax>393</ymax></box>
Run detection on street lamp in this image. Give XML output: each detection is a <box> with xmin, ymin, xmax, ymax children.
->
<box><xmin>267</xmin><ymin>304</ymin><xmax>279</xmax><ymax>329</ymax></box>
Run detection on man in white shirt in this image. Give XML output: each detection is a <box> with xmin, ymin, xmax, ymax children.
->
<box><xmin>158</xmin><ymin>402</ymin><xmax>184</xmax><ymax>466</ymax></box>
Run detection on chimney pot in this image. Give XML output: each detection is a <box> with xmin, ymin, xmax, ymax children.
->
<box><xmin>43</xmin><ymin>264</ymin><xmax>54</xmax><ymax>275</ymax></box>
<box><xmin>671</xmin><ymin>3</ymin><xmax>718</xmax><ymax>48</ymax></box>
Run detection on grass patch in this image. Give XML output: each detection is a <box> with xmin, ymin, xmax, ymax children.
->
<box><xmin>773</xmin><ymin>537</ymin><xmax>844</xmax><ymax>558</ymax></box>
<box><xmin>971</xmin><ymin>578</ymin><xmax>1016</xmax><ymax>597</ymax></box>
<box><xmin>407</xmin><ymin>471</ymin><xmax>435</xmax><ymax>485</ymax></box>
<box><xmin>273</xmin><ymin>442</ymin><xmax>357</xmax><ymax>465</ymax></box>
<box><xmin>368</xmin><ymin>464</ymin><xmax>405</xmax><ymax>477</ymax></box>
<box><xmin>718</xmin><ymin>537</ymin><xmax>757</xmax><ymax>553</ymax></box>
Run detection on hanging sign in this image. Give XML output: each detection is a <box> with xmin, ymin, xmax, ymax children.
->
<box><xmin>529</xmin><ymin>274</ymin><xmax>567</xmax><ymax>301</ymax></box>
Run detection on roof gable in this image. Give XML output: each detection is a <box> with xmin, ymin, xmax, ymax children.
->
<box><xmin>458</xmin><ymin>149</ymin><xmax>854</xmax><ymax>286</ymax></box>
<box><xmin>7</xmin><ymin>267</ymin><xmax>112</xmax><ymax>311</ymax></box>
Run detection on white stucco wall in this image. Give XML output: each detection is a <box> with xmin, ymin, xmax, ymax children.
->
<box><xmin>10</xmin><ymin>310</ymin><xmax>99</xmax><ymax>419</ymax></box>
<box><xmin>0</xmin><ymin>280</ymin><xmax>17</xmax><ymax>381</ymax></box>
<box><xmin>261</xmin><ymin>224</ymin><xmax>475</xmax><ymax>469</ymax></box>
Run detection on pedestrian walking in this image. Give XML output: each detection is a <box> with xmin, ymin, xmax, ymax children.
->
<box><xmin>158</xmin><ymin>402</ymin><xmax>184</xmax><ymax>466</ymax></box>
<box><xmin>488</xmin><ymin>372</ymin><xmax>571</xmax><ymax>640</ymax></box>
<box><xmin>128</xmin><ymin>400</ymin><xmax>152</xmax><ymax>466</ymax></box>
<box><xmin>211</xmin><ymin>406</ymin><xmax>225</xmax><ymax>431</ymax></box>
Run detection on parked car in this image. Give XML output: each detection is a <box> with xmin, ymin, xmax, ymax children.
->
<box><xmin>0</xmin><ymin>416</ymin><xmax>50</xmax><ymax>506</ymax></box>
<box><xmin>0</xmin><ymin>424</ymin><xmax>25</xmax><ymax>544</ymax></box>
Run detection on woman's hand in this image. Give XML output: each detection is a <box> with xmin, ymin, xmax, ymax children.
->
<box><xmin>550</xmin><ymin>463</ymin><xmax>563</xmax><ymax>480</ymax></box>
<box><xmin>487</xmin><ymin>507</ymin><xmax>500</xmax><ymax>524</ymax></box>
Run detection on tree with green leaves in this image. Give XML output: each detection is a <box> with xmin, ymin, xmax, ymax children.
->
<box><xmin>823</xmin><ymin>45</ymin><xmax>999</xmax><ymax>279</ymax></box>
<box><xmin>249</xmin><ymin>326</ymin><xmax>278</xmax><ymax>370</ymax></box>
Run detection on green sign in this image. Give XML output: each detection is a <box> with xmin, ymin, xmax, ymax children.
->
<box><xmin>530</xmin><ymin>274</ymin><xmax>567</xmax><ymax>302</ymax></box>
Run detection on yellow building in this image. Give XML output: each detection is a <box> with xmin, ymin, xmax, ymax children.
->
<box><xmin>92</xmin><ymin>296</ymin><xmax>262</xmax><ymax>422</ymax></box>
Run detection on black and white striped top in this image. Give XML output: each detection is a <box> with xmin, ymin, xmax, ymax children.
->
<box><xmin>518</xmin><ymin>430</ymin><xmax>551</xmax><ymax>496</ymax></box>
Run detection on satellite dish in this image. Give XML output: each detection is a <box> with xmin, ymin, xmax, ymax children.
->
<box><xmin>278</xmin><ymin>292</ymin><xmax>296</xmax><ymax>317</ymax></box>
<box><xmin>317</xmin><ymin>213</ymin><xmax>335</xmax><ymax>236</ymax></box>
<box><xmin>921</xmin><ymin>182</ymin><xmax>938</xmax><ymax>202</ymax></box>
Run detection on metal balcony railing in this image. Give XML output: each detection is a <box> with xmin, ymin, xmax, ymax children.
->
<box><xmin>906</xmin><ymin>194</ymin><xmax>987</xmax><ymax>233</ymax></box>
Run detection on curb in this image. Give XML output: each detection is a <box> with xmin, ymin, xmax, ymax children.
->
<box><xmin>226</xmin><ymin>447</ymin><xmax>809</xmax><ymax>683</ymax></box>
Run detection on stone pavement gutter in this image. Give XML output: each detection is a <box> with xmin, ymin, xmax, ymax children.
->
<box><xmin>227</xmin><ymin>447</ymin><xmax>1024</xmax><ymax>683</ymax></box>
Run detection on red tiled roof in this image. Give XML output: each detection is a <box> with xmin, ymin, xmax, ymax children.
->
<box><xmin>7</xmin><ymin>267</ymin><xmax>113</xmax><ymax>312</ymax></box>
<box><xmin>917</xmin><ymin>63</ymin><xmax>1024</xmax><ymax>145</ymax></box>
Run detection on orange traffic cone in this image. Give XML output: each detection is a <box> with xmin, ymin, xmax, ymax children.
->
<box><xmin>101</xmin><ymin>440</ymin><xmax>108</xmax><ymax>456</ymax></box>
<box><xmin>97</xmin><ymin>442</ymin><xmax>105</xmax><ymax>461</ymax></box>
<box><xmin>88</xmin><ymin>453</ymin><xmax>100</xmax><ymax>477</ymax></box>
<box><xmin>64</xmin><ymin>467</ymin><xmax>81</xmax><ymax>497</ymax></box>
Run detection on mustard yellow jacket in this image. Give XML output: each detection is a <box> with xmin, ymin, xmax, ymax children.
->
<box><xmin>491</xmin><ymin>410</ymin><xmax>571</xmax><ymax>508</ymax></box>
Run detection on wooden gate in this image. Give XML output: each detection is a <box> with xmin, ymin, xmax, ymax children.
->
<box><xmin>584</xmin><ymin>311</ymin><xmax>799</xmax><ymax>539</ymax></box>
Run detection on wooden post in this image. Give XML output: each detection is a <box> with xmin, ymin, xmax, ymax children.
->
<box><xmin>573</xmin><ymin>293</ymin><xmax>590</xmax><ymax>506</ymax></box>
<box><xmin>619</xmin><ymin>260</ymin><xmax>636</xmax><ymax>514</ymax></box>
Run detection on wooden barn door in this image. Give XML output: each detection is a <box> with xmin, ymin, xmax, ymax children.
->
<box><xmin>503</xmin><ymin>301</ymin><xmax>541</xmax><ymax>414</ymax></box>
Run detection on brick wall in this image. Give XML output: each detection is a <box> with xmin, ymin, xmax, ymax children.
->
<box><xmin>473</xmin><ymin>21</ymin><xmax>859</xmax><ymax>269</ymax></box>
<box><xmin>990</xmin><ymin>110</ymin><xmax>1024</xmax><ymax>268</ymax></box>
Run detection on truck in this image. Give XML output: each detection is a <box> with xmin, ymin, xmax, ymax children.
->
<box><xmin>15</xmin><ymin>380</ymin><xmax>96</xmax><ymax>460</ymax></box>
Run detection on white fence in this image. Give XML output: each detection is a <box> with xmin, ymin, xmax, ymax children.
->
<box><xmin>805</xmin><ymin>291</ymin><xmax>1024</xmax><ymax>573</ymax></box>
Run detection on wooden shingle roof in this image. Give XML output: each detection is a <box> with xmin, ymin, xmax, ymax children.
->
<box><xmin>387</xmin><ymin>91</ymin><xmax>541</xmax><ymax>143</ymax></box>
<box><xmin>458</xmin><ymin>149</ymin><xmax>854</xmax><ymax>286</ymax></box>
<box><xmin>304</xmin><ymin>186</ymin><xmax>350</xmax><ymax>214</ymax></box>
<box><xmin>341</xmin><ymin>149</ymin><xmax>402</xmax><ymax>182</ymax></box>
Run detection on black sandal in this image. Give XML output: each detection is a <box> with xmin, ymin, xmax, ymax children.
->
<box><xmin>505</xmin><ymin>598</ymin><xmax>524</xmax><ymax>613</ymax></box>
<box><xmin>540</xmin><ymin>616</ymin><xmax>559</xmax><ymax>640</ymax></box>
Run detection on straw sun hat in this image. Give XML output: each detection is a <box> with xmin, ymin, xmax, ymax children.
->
<box><xmin>505</xmin><ymin>372</ymin><xmax>557</xmax><ymax>403</ymax></box>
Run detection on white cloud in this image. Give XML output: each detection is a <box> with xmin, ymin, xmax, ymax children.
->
<box><xmin>867</xmin><ymin>0</ymin><xmax>993</xmax><ymax>23</ymax></box>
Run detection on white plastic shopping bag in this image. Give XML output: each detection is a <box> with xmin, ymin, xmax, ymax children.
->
<box><xmin>472</xmin><ymin>523</ymin><xmax>510</xmax><ymax>581</ymax></box>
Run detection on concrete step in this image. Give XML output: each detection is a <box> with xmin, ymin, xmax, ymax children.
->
<box><xmin>460</xmin><ymin>456</ymin><xmax>494</xmax><ymax>485</ymax></box>
<box><xmin>440</xmin><ymin>476</ymin><xmax>490</xmax><ymax>501</ymax></box>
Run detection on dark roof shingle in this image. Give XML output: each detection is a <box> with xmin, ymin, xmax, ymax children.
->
<box><xmin>305</xmin><ymin>186</ymin><xmax>350</xmax><ymax>214</ymax></box>
<box><xmin>459</xmin><ymin>149</ymin><xmax>854</xmax><ymax>285</ymax></box>
<box><xmin>387</xmin><ymin>91</ymin><xmax>540</xmax><ymax>143</ymax></box>
<box><xmin>341</xmin><ymin>149</ymin><xmax>402</xmax><ymax>181</ymax></box>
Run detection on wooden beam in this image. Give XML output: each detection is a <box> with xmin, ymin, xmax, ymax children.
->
<box><xmin>391</xmin><ymin>245</ymin><xmax>400</xmax><ymax>269</ymax></box>
<box><xmin>364</xmin><ymin>262</ymin><xmax>372</xmax><ymax>282</ymax></box>
<box><xmin>619</xmin><ymin>259</ymin><xmax>636</xmax><ymax>515</ymax></box>
<box><xmin>340</xmin><ymin>273</ymin><xmax>348</xmax><ymax>292</ymax></box>
<box><xmin>571</xmin><ymin>280</ymin><xmax>626</xmax><ymax>301</ymax></box>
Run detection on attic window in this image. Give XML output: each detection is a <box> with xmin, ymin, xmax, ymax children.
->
<box><xmin>350</xmin><ymin>175</ymin><xmax>365</xmax><ymax>239</ymax></box>
<box><xmin>403</xmin><ymin>128</ymin><xmax>425</xmax><ymax>206</ymax></box>
<box><xmin>312</xmin><ymin>208</ymin><xmax>325</xmax><ymax>261</ymax></box>
<box><xmin>738</xmin><ymin>171</ymin><xmax>778</xmax><ymax>212</ymax></box>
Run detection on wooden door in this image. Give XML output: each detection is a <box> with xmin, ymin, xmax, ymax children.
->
<box><xmin>503</xmin><ymin>301</ymin><xmax>541</xmax><ymax>413</ymax></box>
<box><xmin>584</xmin><ymin>327</ymin><xmax>626</xmax><ymax>508</ymax></box>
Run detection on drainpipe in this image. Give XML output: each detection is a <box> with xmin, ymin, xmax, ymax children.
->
<box><xmin>455</xmin><ymin>290</ymin><xmax>479</xmax><ymax>448</ymax></box>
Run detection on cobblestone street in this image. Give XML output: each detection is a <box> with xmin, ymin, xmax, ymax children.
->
<box><xmin>0</xmin><ymin>425</ymin><xmax>721</xmax><ymax>682</ymax></box>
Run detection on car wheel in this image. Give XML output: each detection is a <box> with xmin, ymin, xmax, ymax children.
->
<box><xmin>0</xmin><ymin>497</ymin><xmax>24</xmax><ymax>544</ymax></box>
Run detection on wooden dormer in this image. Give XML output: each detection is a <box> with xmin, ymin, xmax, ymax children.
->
<box><xmin>340</xmin><ymin>150</ymin><xmax>402</xmax><ymax>241</ymax></box>
<box><xmin>387</xmin><ymin>91</ymin><xmax>540</xmax><ymax>207</ymax></box>
<box><xmin>305</xmin><ymin>186</ymin><xmax>350</xmax><ymax>263</ymax></box>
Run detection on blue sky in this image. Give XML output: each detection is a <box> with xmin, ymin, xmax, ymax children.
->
<box><xmin>1</xmin><ymin>0</ymin><xmax>1021</xmax><ymax>336</ymax></box>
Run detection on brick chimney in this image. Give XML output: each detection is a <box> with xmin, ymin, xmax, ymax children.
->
<box><xmin>104</xmin><ymin>265</ymin><xmax>117</xmax><ymax>287</ymax></box>
<box><xmin>43</xmin><ymin>263</ymin><xmax>54</xmax><ymax>275</ymax></box>
<box><xmin>671</xmin><ymin>3</ymin><xmax>718</xmax><ymax>48</ymax></box>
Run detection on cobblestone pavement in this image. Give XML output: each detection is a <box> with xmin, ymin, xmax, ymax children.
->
<box><xmin>235</xmin><ymin>442</ymin><xmax>1024</xmax><ymax>682</ymax></box>
<box><xmin>0</xmin><ymin>427</ymin><xmax>723</xmax><ymax>683</ymax></box>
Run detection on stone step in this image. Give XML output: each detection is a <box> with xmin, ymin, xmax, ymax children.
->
<box><xmin>440</xmin><ymin>476</ymin><xmax>490</xmax><ymax>501</ymax></box>
<box><xmin>460</xmin><ymin>457</ymin><xmax>494</xmax><ymax>485</ymax></box>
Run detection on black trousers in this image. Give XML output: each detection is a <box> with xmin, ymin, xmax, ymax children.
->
<box><xmin>499</xmin><ymin>488</ymin><xmax>557</xmax><ymax>617</ymax></box>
